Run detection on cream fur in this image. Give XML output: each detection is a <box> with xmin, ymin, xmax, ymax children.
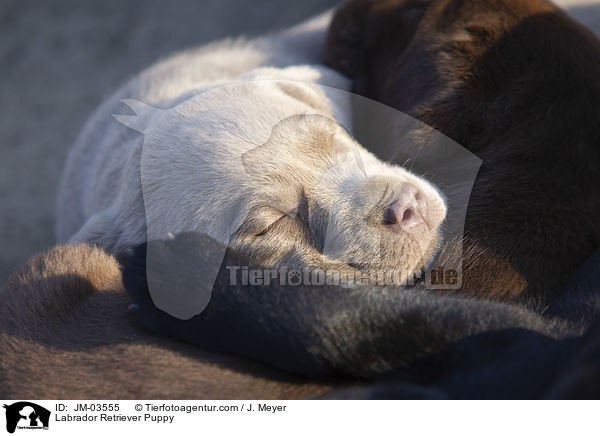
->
<box><xmin>55</xmin><ymin>12</ymin><xmax>447</xmax><ymax>287</ymax></box>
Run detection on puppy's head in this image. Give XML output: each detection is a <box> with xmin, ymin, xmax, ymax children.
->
<box><xmin>222</xmin><ymin>81</ymin><xmax>447</xmax><ymax>283</ymax></box>
<box><xmin>134</xmin><ymin>67</ymin><xmax>446</xmax><ymax>285</ymax></box>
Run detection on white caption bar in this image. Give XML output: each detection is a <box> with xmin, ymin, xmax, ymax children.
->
<box><xmin>0</xmin><ymin>400</ymin><xmax>598</xmax><ymax>436</ymax></box>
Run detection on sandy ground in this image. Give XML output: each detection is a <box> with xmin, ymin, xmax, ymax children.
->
<box><xmin>1</xmin><ymin>0</ymin><xmax>599</xmax><ymax>285</ymax></box>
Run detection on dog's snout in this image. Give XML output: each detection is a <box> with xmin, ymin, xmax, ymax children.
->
<box><xmin>384</xmin><ymin>185</ymin><xmax>427</xmax><ymax>230</ymax></box>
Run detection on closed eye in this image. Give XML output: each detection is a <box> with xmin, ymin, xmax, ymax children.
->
<box><xmin>254</xmin><ymin>213</ymin><xmax>288</xmax><ymax>237</ymax></box>
<box><xmin>255</xmin><ymin>202</ymin><xmax>313</xmax><ymax>238</ymax></box>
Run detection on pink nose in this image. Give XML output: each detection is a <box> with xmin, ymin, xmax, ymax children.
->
<box><xmin>384</xmin><ymin>185</ymin><xmax>427</xmax><ymax>230</ymax></box>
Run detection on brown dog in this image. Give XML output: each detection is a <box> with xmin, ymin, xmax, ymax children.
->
<box><xmin>0</xmin><ymin>244</ymin><xmax>336</xmax><ymax>399</ymax></box>
<box><xmin>325</xmin><ymin>0</ymin><xmax>600</xmax><ymax>302</ymax></box>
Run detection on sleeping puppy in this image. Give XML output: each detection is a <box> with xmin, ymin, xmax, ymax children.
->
<box><xmin>325</xmin><ymin>0</ymin><xmax>600</xmax><ymax>302</ymax></box>
<box><xmin>119</xmin><ymin>0</ymin><xmax>600</xmax><ymax>385</ymax></box>
<box><xmin>6</xmin><ymin>4</ymin><xmax>598</xmax><ymax>397</ymax></box>
<box><xmin>55</xmin><ymin>13</ymin><xmax>447</xmax><ymax>311</ymax></box>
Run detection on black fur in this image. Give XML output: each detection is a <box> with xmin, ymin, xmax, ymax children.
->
<box><xmin>121</xmin><ymin>232</ymin><xmax>600</xmax><ymax>398</ymax></box>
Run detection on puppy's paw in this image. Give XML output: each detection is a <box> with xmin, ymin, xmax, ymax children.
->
<box><xmin>118</xmin><ymin>243</ymin><xmax>162</xmax><ymax>331</ymax></box>
<box><xmin>118</xmin><ymin>232</ymin><xmax>236</xmax><ymax>332</ymax></box>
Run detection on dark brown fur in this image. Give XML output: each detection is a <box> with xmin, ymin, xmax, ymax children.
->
<box><xmin>326</xmin><ymin>0</ymin><xmax>600</xmax><ymax>302</ymax></box>
<box><xmin>0</xmin><ymin>244</ymin><xmax>336</xmax><ymax>399</ymax></box>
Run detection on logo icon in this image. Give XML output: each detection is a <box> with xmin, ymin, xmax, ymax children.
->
<box><xmin>3</xmin><ymin>402</ymin><xmax>50</xmax><ymax>434</ymax></box>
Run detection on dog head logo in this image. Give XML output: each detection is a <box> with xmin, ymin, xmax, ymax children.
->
<box><xmin>3</xmin><ymin>402</ymin><xmax>50</xmax><ymax>434</ymax></box>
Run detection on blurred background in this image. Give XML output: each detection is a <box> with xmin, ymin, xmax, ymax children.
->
<box><xmin>0</xmin><ymin>0</ymin><xmax>598</xmax><ymax>284</ymax></box>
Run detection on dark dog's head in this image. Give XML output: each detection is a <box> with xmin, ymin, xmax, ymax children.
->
<box><xmin>327</xmin><ymin>0</ymin><xmax>600</xmax><ymax>150</ymax></box>
<box><xmin>326</xmin><ymin>0</ymin><xmax>600</xmax><ymax>301</ymax></box>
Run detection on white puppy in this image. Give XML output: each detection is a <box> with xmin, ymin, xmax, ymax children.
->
<box><xmin>56</xmin><ymin>13</ymin><xmax>447</xmax><ymax>290</ymax></box>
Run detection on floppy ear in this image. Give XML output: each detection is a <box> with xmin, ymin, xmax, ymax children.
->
<box><xmin>325</xmin><ymin>0</ymin><xmax>429</xmax><ymax>79</ymax></box>
<box><xmin>237</xmin><ymin>66</ymin><xmax>339</xmax><ymax>115</ymax></box>
<box><xmin>277</xmin><ymin>81</ymin><xmax>333</xmax><ymax>115</ymax></box>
